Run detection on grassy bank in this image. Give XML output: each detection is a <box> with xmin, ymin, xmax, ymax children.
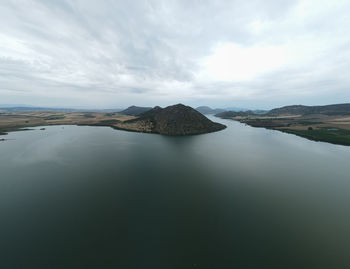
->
<box><xmin>281</xmin><ymin>128</ymin><xmax>350</xmax><ymax>146</ymax></box>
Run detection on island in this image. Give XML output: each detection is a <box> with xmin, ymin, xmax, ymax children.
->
<box><xmin>216</xmin><ymin>103</ymin><xmax>350</xmax><ymax>146</ymax></box>
<box><xmin>113</xmin><ymin>104</ymin><xmax>226</xmax><ymax>135</ymax></box>
<box><xmin>0</xmin><ymin>104</ymin><xmax>226</xmax><ymax>137</ymax></box>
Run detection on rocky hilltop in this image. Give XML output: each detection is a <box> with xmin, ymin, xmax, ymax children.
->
<box><xmin>115</xmin><ymin>104</ymin><xmax>226</xmax><ymax>135</ymax></box>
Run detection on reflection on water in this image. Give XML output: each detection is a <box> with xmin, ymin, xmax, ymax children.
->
<box><xmin>0</xmin><ymin>117</ymin><xmax>350</xmax><ymax>268</ymax></box>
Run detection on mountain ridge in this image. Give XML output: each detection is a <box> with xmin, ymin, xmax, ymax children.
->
<box><xmin>267</xmin><ymin>103</ymin><xmax>350</xmax><ymax>116</ymax></box>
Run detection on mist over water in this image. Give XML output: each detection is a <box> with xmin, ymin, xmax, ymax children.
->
<box><xmin>1</xmin><ymin>117</ymin><xmax>350</xmax><ymax>268</ymax></box>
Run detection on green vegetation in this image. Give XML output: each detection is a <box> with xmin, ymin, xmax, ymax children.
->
<box><xmin>282</xmin><ymin>127</ymin><xmax>350</xmax><ymax>146</ymax></box>
<box><xmin>295</xmin><ymin>120</ymin><xmax>322</xmax><ymax>125</ymax></box>
<box><xmin>44</xmin><ymin>115</ymin><xmax>65</xmax><ymax>120</ymax></box>
<box><xmin>0</xmin><ymin>128</ymin><xmax>34</xmax><ymax>136</ymax></box>
<box><xmin>82</xmin><ymin>113</ymin><xmax>95</xmax><ymax>118</ymax></box>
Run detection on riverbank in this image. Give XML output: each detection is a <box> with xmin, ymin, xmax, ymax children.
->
<box><xmin>216</xmin><ymin>114</ymin><xmax>350</xmax><ymax>146</ymax></box>
<box><xmin>0</xmin><ymin>111</ymin><xmax>135</xmax><ymax>137</ymax></box>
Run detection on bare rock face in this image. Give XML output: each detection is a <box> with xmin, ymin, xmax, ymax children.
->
<box><xmin>123</xmin><ymin>104</ymin><xmax>226</xmax><ymax>135</ymax></box>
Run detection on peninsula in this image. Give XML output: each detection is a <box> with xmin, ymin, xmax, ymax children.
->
<box><xmin>216</xmin><ymin>103</ymin><xmax>350</xmax><ymax>146</ymax></box>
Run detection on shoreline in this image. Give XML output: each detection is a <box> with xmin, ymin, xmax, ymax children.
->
<box><xmin>0</xmin><ymin>121</ymin><xmax>226</xmax><ymax>139</ymax></box>
<box><xmin>216</xmin><ymin>116</ymin><xmax>350</xmax><ymax>146</ymax></box>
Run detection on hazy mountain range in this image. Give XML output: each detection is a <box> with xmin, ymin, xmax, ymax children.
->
<box><xmin>2</xmin><ymin>103</ymin><xmax>350</xmax><ymax>117</ymax></box>
<box><xmin>216</xmin><ymin>103</ymin><xmax>350</xmax><ymax>118</ymax></box>
<box><xmin>0</xmin><ymin>105</ymin><xmax>250</xmax><ymax>114</ymax></box>
<box><xmin>267</xmin><ymin>103</ymin><xmax>350</xmax><ymax>116</ymax></box>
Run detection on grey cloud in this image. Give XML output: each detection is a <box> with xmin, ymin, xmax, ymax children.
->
<box><xmin>0</xmin><ymin>0</ymin><xmax>349</xmax><ymax>108</ymax></box>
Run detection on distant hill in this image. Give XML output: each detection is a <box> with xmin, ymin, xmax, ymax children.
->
<box><xmin>225</xmin><ymin>106</ymin><xmax>250</xmax><ymax>112</ymax></box>
<box><xmin>0</xmin><ymin>106</ymin><xmax>78</xmax><ymax>113</ymax></box>
<box><xmin>195</xmin><ymin>106</ymin><xmax>226</xmax><ymax>115</ymax></box>
<box><xmin>0</xmin><ymin>106</ymin><xmax>123</xmax><ymax>113</ymax></box>
<box><xmin>216</xmin><ymin>103</ymin><xmax>350</xmax><ymax>118</ymax></box>
<box><xmin>268</xmin><ymin>103</ymin><xmax>350</xmax><ymax>116</ymax></box>
<box><xmin>0</xmin><ymin>104</ymin><xmax>33</xmax><ymax>108</ymax></box>
<box><xmin>117</xmin><ymin>104</ymin><xmax>226</xmax><ymax>135</ymax></box>
<box><xmin>215</xmin><ymin>110</ymin><xmax>258</xmax><ymax>118</ymax></box>
<box><xmin>119</xmin><ymin>106</ymin><xmax>152</xmax><ymax>116</ymax></box>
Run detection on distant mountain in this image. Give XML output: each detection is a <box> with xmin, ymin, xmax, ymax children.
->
<box><xmin>119</xmin><ymin>106</ymin><xmax>152</xmax><ymax>116</ymax></box>
<box><xmin>0</xmin><ymin>106</ymin><xmax>78</xmax><ymax>113</ymax></box>
<box><xmin>216</xmin><ymin>103</ymin><xmax>350</xmax><ymax>118</ymax></box>
<box><xmin>268</xmin><ymin>103</ymin><xmax>350</xmax><ymax>116</ymax></box>
<box><xmin>117</xmin><ymin>104</ymin><xmax>226</xmax><ymax>135</ymax></box>
<box><xmin>0</xmin><ymin>104</ymin><xmax>34</xmax><ymax>108</ymax></box>
<box><xmin>215</xmin><ymin>110</ymin><xmax>258</xmax><ymax>118</ymax></box>
<box><xmin>195</xmin><ymin>106</ymin><xmax>226</xmax><ymax>115</ymax></box>
<box><xmin>225</xmin><ymin>107</ymin><xmax>250</xmax><ymax>112</ymax></box>
<box><xmin>0</xmin><ymin>106</ymin><xmax>123</xmax><ymax>113</ymax></box>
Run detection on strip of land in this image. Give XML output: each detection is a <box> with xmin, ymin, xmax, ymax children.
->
<box><xmin>216</xmin><ymin>113</ymin><xmax>350</xmax><ymax>146</ymax></box>
<box><xmin>0</xmin><ymin>111</ymin><xmax>136</xmax><ymax>136</ymax></box>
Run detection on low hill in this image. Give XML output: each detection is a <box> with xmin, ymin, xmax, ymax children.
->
<box><xmin>119</xmin><ymin>106</ymin><xmax>152</xmax><ymax>116</ymax></box>
<box><xmin>225</xmin><ymin>106</ymin><xmax>250</xmax><ymax>111</ymax></box>
<box><xmin>195</xmin><ymin>106</ymin><xmax>226</xmax><ymax>115</ymax></box>
<box><xmin>268</xmin><ymin>103</ymin><xmax>350</xmax><ymax>116</ymax></box>
<box><xmin>116</xmin><ymin>104</ymin><xmax>226</xmax><ymax>135</ymax></box>
<box><xmin>215</xmin><ymin>110</ymin><xmax>258</xmax><ymax>118</ymax></box>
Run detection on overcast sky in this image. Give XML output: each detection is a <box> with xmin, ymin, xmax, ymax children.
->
<box><xmin>1</xmin><ymin>0</ymin><xmax>350</xmax><ymax>109</ymax></box>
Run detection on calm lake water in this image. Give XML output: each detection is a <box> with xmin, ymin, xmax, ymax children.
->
<box><xmin>1</xmin><ymin>117</ymin><xmax>350</xmax><ymax>268</ymax></box>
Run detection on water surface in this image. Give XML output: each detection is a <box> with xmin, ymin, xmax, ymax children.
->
<box><xmin>1</xmin><ymin>117</ymin><xmax>350</xmax><ymax>268</ymax></box>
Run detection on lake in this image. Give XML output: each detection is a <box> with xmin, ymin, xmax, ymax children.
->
<box><xmin>1</xmin><ymin>117</ymin><xmax>350</xmax><ymax>268</ymax></box>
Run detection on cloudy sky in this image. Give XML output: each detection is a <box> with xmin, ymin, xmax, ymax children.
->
<box><xmin>1</xmin><ymin>0</ymin><xmax>350</xmax><ymax>109</ymax></box>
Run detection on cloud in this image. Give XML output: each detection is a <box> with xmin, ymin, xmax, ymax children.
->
<box><xmin>198</xmin><ymin>43</ymin><xmax>287</xmax><ymax>81</ymax></box>
<box><xmin>0</xmin><ymin>0</ymin><xmax>349</xmax><ymax>108</ymax></box>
